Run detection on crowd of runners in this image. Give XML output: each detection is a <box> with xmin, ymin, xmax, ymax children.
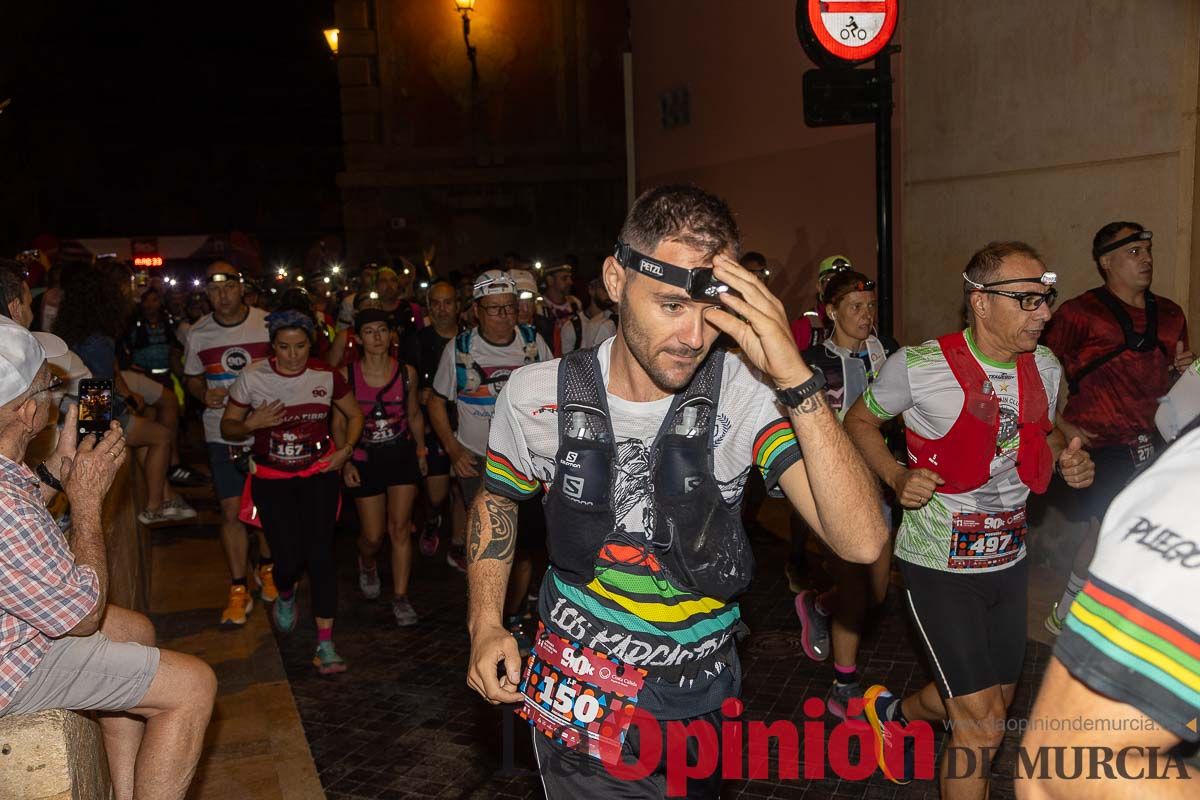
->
<box><xmin>0</xmin><ymin>185</ymin><xmax>1197</xmax><ymax>799</ymax></box>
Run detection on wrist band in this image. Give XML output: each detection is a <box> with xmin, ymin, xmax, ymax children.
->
<box><xmin>36</xmin><ymin>462</ymin><xmax>64</xmax><ymax>492</ymax></box>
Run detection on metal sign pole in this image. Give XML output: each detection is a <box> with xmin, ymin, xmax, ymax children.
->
<box><xmin>874</xmin><ymin>49</ymin><xmax>894</xmax><ymax>339</ymax></box>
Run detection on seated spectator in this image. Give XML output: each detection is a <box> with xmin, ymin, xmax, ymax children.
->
<box><xmin>0</xmin><ymin>258</ymin><xmax>36</xmax><ymax>327</ymax></box>
<box><xmin>0</xmin><ymin>317</ymin><xmax>216</xmax><ymax>800</ymax></box>
<box><xmin>121</xmin><ymin>288</ymin><xmax>203</xmax><ymax>488</ymax></box>
<box><xmin>52</xmin><ymin>263</ymin><xmax>196</xmax><ymax>525</ymax></box>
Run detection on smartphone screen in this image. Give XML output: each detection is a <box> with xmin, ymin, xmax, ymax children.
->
<box><xmin>78</xmin><ymin>379</ymin><xmax>115</xmax><ymax>437</ymax></box>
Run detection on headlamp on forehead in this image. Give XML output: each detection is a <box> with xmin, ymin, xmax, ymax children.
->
<box><xmin>962</xmin><ymin>271</ymin><xmax>1056</xmax><ymax>290</ymax></box>
<box><xmin>613</xmin><ymin>242</ymin><xmax>735</xmax><ymax>301</ymax></box>
<box><xmin>207</xmin><ymin>272</ymin><xmax>243</xmax><ymax>285</ymax></box>
<box><xmin>1094</xmin><ymin>229</ymin><xmax>1152</xmax><ymax>258</ymax></box>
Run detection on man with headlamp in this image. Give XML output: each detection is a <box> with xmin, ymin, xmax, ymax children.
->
<box><xmin>1041</xmin><ymin>221</ymin><xmax>1192</xmax><ymax>637</ymax></box>
<box><xmin>182</xmin><ymin>262</ymin><xmax>274</xmax><ymax>628</ymax></box>
<box><xmin>845</xmin><ymin>241</ymin><xmax>1094</xmax><ymax>796</ymax></box>
<box><xmin>465</xmin><ymin>185</ymin><xmax>886</xmax><ymax>797</ymax></box>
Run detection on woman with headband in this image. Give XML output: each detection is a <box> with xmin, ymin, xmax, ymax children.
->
<box><xmin>222</xmin><ymin>309</ymin><xmax>364</xmax><ymax>674</ymax></box>
<box><xmin>340</xmin><ymin>308</ymin><xmax>427</xmax><ymax>626</ymax></box>
<box><xmin>793</xmin><ymin>268</ymin><xmax>899</xmax><ymax>720</ymax></box>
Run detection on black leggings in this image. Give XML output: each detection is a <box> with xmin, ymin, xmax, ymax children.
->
<box><xmin>251</xmin><ymin>471</ymin><xmax>341</xmax><ymax>619</ymax></box>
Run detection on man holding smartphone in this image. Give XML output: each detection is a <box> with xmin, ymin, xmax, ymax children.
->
<box><xmin>182</xmin><ymin>261</ymin><xmax>273</xmax><ymax>627</ymax></box>
<box><xmin>0</xmin><ymin>317</ymin><xmax>217</xmax><ymax>800</ymax></box>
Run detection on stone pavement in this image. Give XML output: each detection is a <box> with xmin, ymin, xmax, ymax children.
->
<box><xmin>271</xmin><ymin>498</ymin><xmax>1055</xmax><ymax>800</ymax></box>
<box><xmin>148</xmin><ymin>487</ymin><xmax>324</xmax><ymax>800</ymax></box>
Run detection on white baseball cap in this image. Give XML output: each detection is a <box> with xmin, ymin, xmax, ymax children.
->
<box><xmin>473</xmin><ymin>269</ymin><xmax>517</xmax><ymax>300</ymax></box>
<box><xmin>0</xmin><ymin>317</ymin><xmax>69</xmax><ymax>406</ymax></box>
<box><xmin>508</xmin><ymin>270</ymin><xmax>538</xmax><ymax>300</ymax></box>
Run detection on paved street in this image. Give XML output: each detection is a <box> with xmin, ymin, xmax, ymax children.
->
<box><xmin>271</xmin><ymin>508</ymin><xmax>1051</xmax><ymax>800</ymax></box>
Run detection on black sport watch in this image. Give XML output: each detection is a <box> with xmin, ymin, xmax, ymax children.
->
<box><xmin>774</xmin><ymin>369</ymin><xmax>826</xmax><ymax>409</ymax></box>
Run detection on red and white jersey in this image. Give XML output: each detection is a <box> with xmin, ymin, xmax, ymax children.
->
<box><xmin>182</xmin><ymin>307</ymin><xmax>271</xmax><ymax>444</ymax></box>
<box><xmin>228</xmin><ymin>358</ymin><xmax>350</xmax><ymax>472</ymax></box>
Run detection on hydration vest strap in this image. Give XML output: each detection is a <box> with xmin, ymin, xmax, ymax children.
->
<box><xmin>650</xmin><ymin>349</ymin><xmax>726</xmax><ymax>461</ymax></box>
<box><xmin>557</xmin><ymin>349</ymin><xmax>615</xmax><ymax>444</ymax></box>
<box><xmin>1068</xmin><ymin>288</ymin><xmax>1162</xmax><ymax>394</ymax></box>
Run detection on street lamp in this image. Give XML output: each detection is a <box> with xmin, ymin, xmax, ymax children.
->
<box><xmin>456</xmin><ymin>0</ymin><xmax>479</xmax><ymax>106</ymax></box>
<box><xmin>323</xmin><ymin>28</ymin><xmax>339</xmax><ymax>55</ymax></box>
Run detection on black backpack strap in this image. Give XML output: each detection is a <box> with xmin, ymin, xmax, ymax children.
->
<box><xmin>1067</xmin><ymin>288</ymin><xmax>1158</xmax><ymax>395</ymax></box>
<box><xmin>557</xmin><ymin>348</ymin><xmax>613</xmax><ymax>442</ymax></box>
<box><xmin>571</xmin><ymin>315</ymin><xmax>583</xmax><ymax>351</ymax></box>
<box><xmin>651</xmin><ymin>348</ymin><xmax>726</xmax><ymax>448</ymax></box>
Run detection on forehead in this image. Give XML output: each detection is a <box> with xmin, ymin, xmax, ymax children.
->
<box><xmin>360</xmin><ymin>320</ymin><xmax>390</xmax><ymax>333</ymax></box>
<box><xmin>478</xmin><ymin>292</ymin><xmax>515</xmax><ymax>304</ymax></box>
<box><xmin>429</xmin><ymin>285</ymin><xmax>457</xmax><ymax>301</ymax></box>
<box><xmin>995</xmin><ymin>253</ymin><xmax>1048</xmax><ymax>288</ymax></box>
<box><xmin>838</xmin><ymin>289</ymin><xmax>876</xmax><ymax>304</ymax></box>
<box><xmin>275</xmin><ymin>328</ymin><xmax>310</xmax><ymax>342</ymax></box>
<box><xmin>1111</xmin><ymin>228</ymin><xmax>1149</xmax><ymax>249</ymax></box>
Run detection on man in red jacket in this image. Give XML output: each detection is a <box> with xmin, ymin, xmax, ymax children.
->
<box><xmin>1041</xmin><ymin>221</ymin><xmax>1193</xmax><ymax>636</ymax></box>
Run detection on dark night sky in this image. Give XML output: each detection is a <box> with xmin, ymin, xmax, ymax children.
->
<box><xmin>0</xmin><ymin>1</ymin><xmax>342</xmax><ymax>261</ymax></box>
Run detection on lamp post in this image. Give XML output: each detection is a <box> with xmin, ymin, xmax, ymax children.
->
<box><xmin>455</xmin><ymin>0</ymin><xmax>480</xmax><ymax>155</ymax></box>
<box><xmin>323</xmin><ymin>28</ymin><xmax>339</xmax><ymax>56</ymax></box>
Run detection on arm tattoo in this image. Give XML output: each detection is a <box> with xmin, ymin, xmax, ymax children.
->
<box><xmin>468</xmin><ymin>493</ymin><xmax>518</xmax><ymax>564</ymax></box>
<box><xmin>796</xmin><ymin>390</ymin><xmax>827</xmax><ymax>414</ymax></box>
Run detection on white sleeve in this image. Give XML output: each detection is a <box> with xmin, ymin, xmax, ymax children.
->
<box><xmin>860</xmin><ymin>348</ymin><xmax>913</xmax><ymax>421</ymax></box>
<box><xmin>227</xmin><ymin>371</ymin><xmax>252</xmax><ymax>406</ymax></box>
<box><xmin>432</xmin><ymin>339</ymin><xmax>457</xmax><ymax>401</ymax></box>
<box><xmin>535</xmin><ymin>334</ymin><xmax>554</xmax><ymax>363</ymax></box>
<box><xmin>183</xmin><ymin>328</ymin><xmax>203</xmax><ymax>376</ymax></box>
<box><xmin>1156</xmin><ymin>360</ymin><xmax>1200</xmax><ymax>442</ymax></box>
<box><xmin>483</xmin><ymin>376</ymin><xmax>544</xmax><ymax>500</ymax></box>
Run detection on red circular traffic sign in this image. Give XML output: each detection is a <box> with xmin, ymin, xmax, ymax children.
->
<box><xmin>802</xmin><ymin>0</ymin><xmax>898</xmax><ymax>65</ymax></box>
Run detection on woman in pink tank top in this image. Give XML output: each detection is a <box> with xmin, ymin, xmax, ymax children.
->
<box><xmin>338</xmin><ymin>308</ymin><xmax>428</xmax><ymax>627</ymax></box>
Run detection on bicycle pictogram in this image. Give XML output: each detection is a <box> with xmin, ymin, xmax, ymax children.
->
<box><xmin>839</xmin><ymin>16</ymin><xmax>868</xmax><ymax>41</ymax></box>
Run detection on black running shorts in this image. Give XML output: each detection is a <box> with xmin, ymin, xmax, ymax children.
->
<box><xmin>898</xmin><ymin>557</ymin><xmax>1028</xmax><ymax>699</ymax></box>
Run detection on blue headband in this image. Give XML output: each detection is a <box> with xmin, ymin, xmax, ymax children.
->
<box><xmin>265</xmin><ymin>309</ymin><xmax>315</xmax><ymax>339</ymax></box>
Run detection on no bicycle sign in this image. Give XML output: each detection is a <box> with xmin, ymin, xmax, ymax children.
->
<box><xmin>797</xmin><ymin>0</ymin><xmax>898</xmax><ymax>66</ymax></box>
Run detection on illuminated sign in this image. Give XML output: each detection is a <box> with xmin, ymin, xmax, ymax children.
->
<box><xmin>134</xmin><ymin>256</ymin><xmax>164</xmax><ymax>268</ymax></box>
<box><xmin>797</xmin><ymin>0</ymin><xmax>898</xmax><ymax>66</ymax></box>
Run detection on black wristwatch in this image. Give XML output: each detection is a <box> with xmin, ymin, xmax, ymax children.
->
<box><xmin>774</xmin><ymin>369</ymin><xmax>826</xmax><ymax>409</ymax></box>
<box><xmin>36</xmin><ymin>461</ymin><xmax>64</xmax><ymax>492</ymax></box>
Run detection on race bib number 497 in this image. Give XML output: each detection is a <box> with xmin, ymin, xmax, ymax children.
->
<box><xmin>948</xmin><ymin>507</ymin><xmax>1027</xmax><ymax>570</ymax></box>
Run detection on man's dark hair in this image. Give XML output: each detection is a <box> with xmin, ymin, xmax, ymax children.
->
<box><xmin>618</xmin><ymin>185</ymin><xmax>741</xmax><ymax>263</ymax></box>
<box><xmin>1092</xmin><ymin>220</ymin><xmax>1144</xmax><ymax>278</ymax></box>
<box><xmin>0</xmin><ymin>259</ymin><xmax>28</xmax><ymax>319</ymax></box>
<box><xmin>963</xmin><ymin>241</ymin><xmax>1043</xmax><ymax>288</ymax></box>
<box><xmin>739</xmin><ymin>251</ymin><xmax>767</xmax><ymax>268</ymax></box>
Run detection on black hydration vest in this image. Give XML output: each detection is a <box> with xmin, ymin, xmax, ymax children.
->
<box><xmin>1067</xmin><ymin>288</ymin><xmax>1167</xmax><ymax>395</ymax></box>
<box><xmin>543</xmin><ymin>347</ymin><xmax>754</xmax><ymax>602</ymax></box>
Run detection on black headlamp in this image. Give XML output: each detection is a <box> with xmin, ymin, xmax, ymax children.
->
<box><xmin>613</xmin><ymin>242</ymin><xmax>735</xmax><ymax>301</ymax></box>
<box><xmin>1094</xmin><ymin>230</ymin><xmax>1152</xmax><ymax>259</ymax></box>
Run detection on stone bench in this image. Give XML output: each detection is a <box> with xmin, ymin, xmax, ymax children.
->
<box><xmin>0</xmin><ymin>709</ymin><xmax>111</xmax><ymax>800</ymax></box>
<box><xmin>2</xmin><ymin>451</ymin><xmax>149</xmax><ymax>800</ymax></box>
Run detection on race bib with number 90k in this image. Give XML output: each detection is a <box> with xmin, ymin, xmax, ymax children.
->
<box><xmin>517</xmin><ymin>623</ymin><xmax>646</xmax><ymax>765</ymax></box>
<box><xmin>948</xmin><ymin>507</ymin><xmax>1027</xmax><ymax>570</ymax></box>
